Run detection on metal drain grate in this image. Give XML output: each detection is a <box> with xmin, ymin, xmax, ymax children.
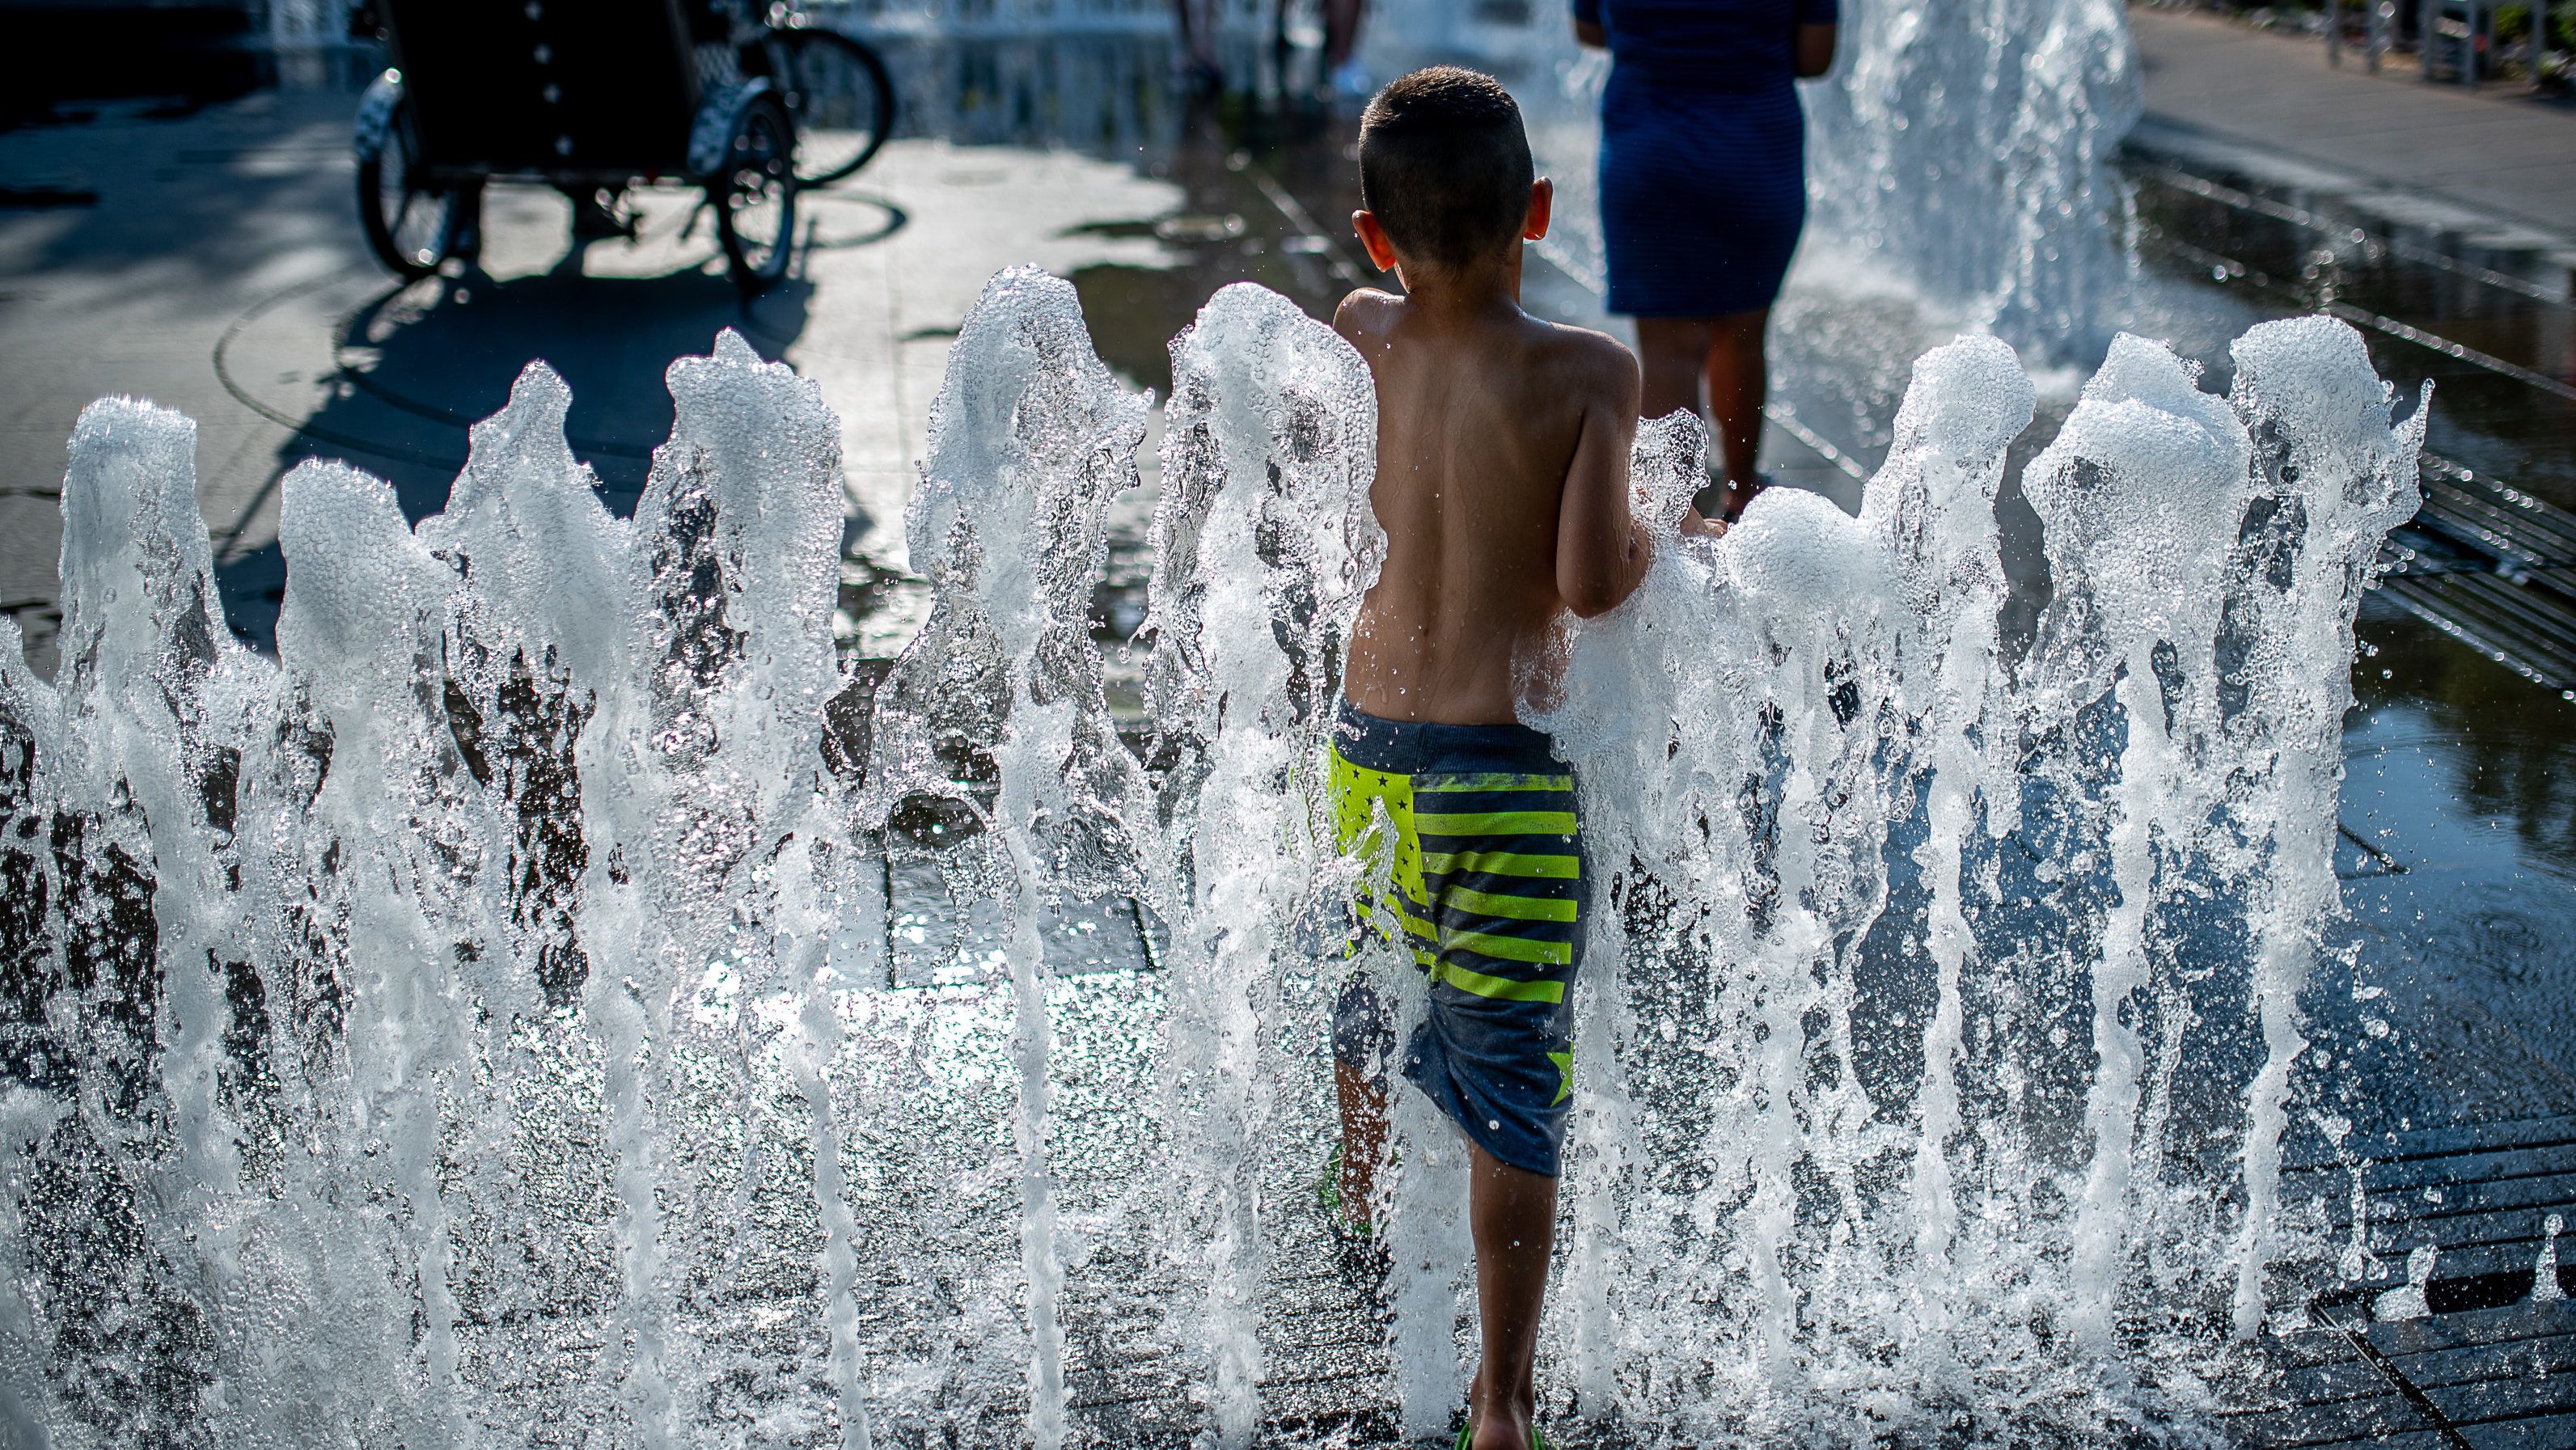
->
<box><xmin>2234</xmin><ymin>1115</ymin><xmax>2576</xmax><ymax>1448</ymax></box>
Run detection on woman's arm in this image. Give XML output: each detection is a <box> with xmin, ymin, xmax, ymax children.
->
<box><xmin>1572</xmin><ymin>0</ymin><xmax>1605</xmax><ymax>48</ymax></box>
<box><xmin>1793</xmin><ymin>21</ymin><xmax>1836</xmax><ymax>77</ymax></box>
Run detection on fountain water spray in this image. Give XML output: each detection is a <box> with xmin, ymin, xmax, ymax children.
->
<box><xmin>1142</xmin><ymin>282</ymin><xmax>1381</xmax><ymax>1444</ymax></box>
<box><xmin>861</xmin><ymin>266</ymin><xmax>1155</xmax><ymax>1449</ymax></box>
<box><xmin>0</xmin><ymin>287</ymin><xmax>2422</xmax><ymax>1448</ymax></box>
<box><xmin>1804</xmin><ymin>0</ymin><xmax>2142</xmax><ymax>353</ymax></box>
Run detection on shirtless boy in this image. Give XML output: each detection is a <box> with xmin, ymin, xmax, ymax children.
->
<box><xmin>1323</xmin><ymin>66</ymin><xmax>1719</xmax><ymax>1450</ymax></box>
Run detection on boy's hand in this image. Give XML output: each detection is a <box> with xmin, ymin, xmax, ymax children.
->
<box><xmin>1678</xmin><ymin>509</ymin><xmax>1728</xmax><ymax>539</ymax></box>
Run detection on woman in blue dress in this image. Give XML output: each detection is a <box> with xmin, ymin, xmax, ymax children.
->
<box><xmin>1574</xmin><ymin>0</ymin><xmax>1837</xmax><ymax>520</ymax></box>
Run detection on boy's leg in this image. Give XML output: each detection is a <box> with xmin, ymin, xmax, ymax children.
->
<box><xmin>1466</xmin><ymin>1144</ymin><xmax>1557</xmax><ymax>1450</ymax></box>
<box><xmin>1333</xmin><ymin>1058</ymin><xmax>1390</xmax><ymax>1228</ymax></box>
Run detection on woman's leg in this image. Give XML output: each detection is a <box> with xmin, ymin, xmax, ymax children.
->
<box><xmin>1325</xmin><ymin>0</ymin><xmax>1364</xmax><ymax>68</ymax></box>
<box><xmin>1634</xmin><ymin>315</ymin><xmax>1715</xmax><ymax>424</ymax></box>
<box><xmin>1703</xmin><ymin>307</ymin><xmax>1770</xmax><ymax>509</ymax></box>
<box><xmin>1636</xmin><ymin>312</ymin><xmax>1770</xmax><ymax>516</ymax></box>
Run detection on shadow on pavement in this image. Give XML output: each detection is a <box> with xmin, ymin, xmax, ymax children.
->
<box><xmin>214</xmin><ymin>253</ymin><xmax>814</xmax><ymax>652</ymax></box>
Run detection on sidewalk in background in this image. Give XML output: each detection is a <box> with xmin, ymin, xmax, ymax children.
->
<box><xmin>0</xmin><ymin>73</ymin><xmax>1352</xmax><ymax>679</ymax></box>
<box><xmin>2131</xmin><ymin>4</ymin><xmax>2576</xmax><ymax>250</ymax></box>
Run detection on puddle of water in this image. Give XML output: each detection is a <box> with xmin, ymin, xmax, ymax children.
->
<box><xmin>2128</xmin><ymin>157</ymin><xmax>2576</xmax><ymax>513</ymax></box>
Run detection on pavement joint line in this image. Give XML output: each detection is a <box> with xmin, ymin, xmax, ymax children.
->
<box><xmin>1760</xmin><ymin>400</ymin><xmax>1869</xmax><ymax>482</ymax></box>
<box><xmin>1233</xmin><ymin>153</ymin><xmax>1369</xmax><ymax>290</ymax></box>
<box><xmin>211</xmin><ymin>266</ymin><xmax>472</xmax><ymax>504</ymax></box>
<box><xmin>2311</xmin><ymin>1296</ymin><xmax>2480</xmax><ymax>1450</ymax></box>
<box><xmin>2146</xmin><ymin>226</ymin><xmax>2576</xmax><ymax>404</ymax></box>
<box><xmin>2336</xmin><ymin>822</ymin><xmax>2407</xmax><ymax>877</ymax></box>
<box><xmin>2134</xmin><ymin>160</ymin><xmax>2576</xmax><ymax>311</ymax></box>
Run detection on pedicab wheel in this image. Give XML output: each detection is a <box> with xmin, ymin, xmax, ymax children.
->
<box><xmin>713</xmin><ymin>92</ymin><xmax>797</xmax><ymax>292</ymax></box>
<box><xmin>356</xmin><ymin>92</ymin><xmax>456</xmax><ymax>278</ymax></box>
<box><xmin>776</xmin><ymin>27</ymin><xmax>895</xmax><ymax>187</ymax></box>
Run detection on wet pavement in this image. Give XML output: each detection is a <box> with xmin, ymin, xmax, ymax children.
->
<box><xmin>2</xmin><ymin>15</ymin><xmax>2575</xmax><ymax>1444</ymax></box>
<box><xmin>2127</xmin><ymin>4</ymin><xmax>2576</xmax><ymax>241</ymax></box>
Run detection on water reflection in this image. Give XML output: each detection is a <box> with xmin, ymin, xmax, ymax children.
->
<box><xmin>2132</xmin><ymin>162</ymin><xmax>2576</xmax><ymax>509</ymax></box>
<box><xmin>2355</xmin><ymin>604</ymin><xmax>2576</xmax><ymax>870</ymax></box>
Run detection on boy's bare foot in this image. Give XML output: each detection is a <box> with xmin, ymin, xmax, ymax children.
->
<box><xmin>1457</xmin><ymin>1375</ymin><xmax>1540</xmax><ymax>1450</ymax></box>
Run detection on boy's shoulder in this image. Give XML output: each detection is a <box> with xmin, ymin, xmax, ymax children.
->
<box><xmin>1330</xmin><ymin>286</ymin><xmax>1405</xmax><ymax>355</ymax></box>
<box><xmin>1332</xmin><ymin>290</ymin><xmax>1636</xmax><ymax>403</ymax></box>
<box><xmin>1515</xmin><ymin>315</ymin><xmax>1640</xmax><ymax>421</ymax></box>
<box><xmin>1533</xmin><ymin>317</ymin><xmax>1639</xmax><ymax>392</ymax></box>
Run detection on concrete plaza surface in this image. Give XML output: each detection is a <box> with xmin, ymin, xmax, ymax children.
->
<box><xmin>2130</xmin><ymin>3</ymin><xmax>2576</xmax><ymax>247</ymax></box>
<box><xmin>0</xmin><ymin>47</ymin><xmax>1866</xmax><ymax>686</ymax></box>
<box><xmin>0</xmin><ymin>69</ymin><xmax>1364</xmax><ymax>679</ymax></box>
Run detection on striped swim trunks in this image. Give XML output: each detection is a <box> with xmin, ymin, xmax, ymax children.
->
<box><xmin>1326</xmin><ymin>700</ymin><xmax>1587</xmax><ymax>1178</ymax></box>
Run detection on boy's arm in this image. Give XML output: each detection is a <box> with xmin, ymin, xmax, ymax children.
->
<box><xmin>1554</xmin><ymin>345</ymin><xmax>1650</xmax><ymax>619</ymax></box>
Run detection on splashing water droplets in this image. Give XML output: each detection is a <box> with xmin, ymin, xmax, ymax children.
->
<box><xmin>0</xmin><ymin>288</ymin><xmax>2423</xmax><ymax>1447</ymax></box>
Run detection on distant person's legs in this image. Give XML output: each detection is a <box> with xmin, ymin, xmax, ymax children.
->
<box><xmin>1466</xmin><ymin>1146</ymin><xmax>1554</xmax><ymax>1450</ymax></box>
<box><xmin>1633</xmin><ymin>315</ymin><xmax>1712</xmax><ymax>421</ymax></box>
<box><xmin>1636</xmin><ymin>309</ymin><xmax>1768</xmax><ymax>518</ymax></box>
<box><xmin>1173</xmin><ymin>0</ymin><xmax>1222</xmax><ymax>91</ymax></box>
<box><xmin>448</xmin><ymin>180</ymin><xmax>486</xmax><ymax>262</ymax></box>
<box><xmin>559</xmin><ymin>184</ymin><xmax>636</xmax><ymax>241</ymax></box>
<box><xmin>1325</xmin><ymin>0</ymin><xmax>1369</xmax><ymax>95</ymax></box>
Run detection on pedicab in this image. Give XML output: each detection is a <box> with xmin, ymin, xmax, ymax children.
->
<box><xmin>351</xmin><ymin>1</ymin><xmax>895</xmax><ymax>292</ymax></box>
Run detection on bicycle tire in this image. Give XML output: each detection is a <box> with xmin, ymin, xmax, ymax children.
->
<box><xmin>356</xmin><ymin>95</ymin><xmax>455</xmax><ymax>278</ymax></box>
<box><xmin>776</xmin><ymin>27</ymin><xmax>895</xmax><ymax>187</ymax></box>
<box><xmin>715</xmin><ymin>91</ymin><xmax>797</xmax><ymax>292</ymax></box>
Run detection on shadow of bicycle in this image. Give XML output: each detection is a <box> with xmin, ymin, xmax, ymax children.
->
<box><xmin>214</xmin><ymin>249</ymin><xmax>818</xmax><ymax>651</ymax></box>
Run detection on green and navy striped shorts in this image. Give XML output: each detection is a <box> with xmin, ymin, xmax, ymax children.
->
<box><xmin>1327</xmin><ymin>701</ymin><xmax>1587</xmax><ymax>1177</ymax></box>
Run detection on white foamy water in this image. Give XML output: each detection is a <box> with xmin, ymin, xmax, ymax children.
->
<box><xmin>0</xmin><ymin>278</ymin><xmax>2422</xmax><ymax>1446</ymax></box>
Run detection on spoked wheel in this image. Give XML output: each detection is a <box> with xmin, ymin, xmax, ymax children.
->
<box><xmin>714</xmin><ymin>92</ymin><xmax>797</xmax><ymax>291</ymax></box>
<box><xmin>775</xmin><ymin>27</ymin><xmax>895</xmax><ymax>187</ymax></box>
<box><xmin>356</xmin><ymin>93</ymin><xmax>457</xmax><ymax>278</ymax></box>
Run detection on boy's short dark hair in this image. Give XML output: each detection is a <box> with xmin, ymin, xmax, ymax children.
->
<box><xmin>1358</xmin><ymin>66</ymin><xmax>1534</xmax><ymax>273</ymax></box>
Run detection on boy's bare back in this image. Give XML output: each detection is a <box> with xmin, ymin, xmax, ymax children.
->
<box><xmin>1334</xmin><ymin>289</ymin><xmax>1643</xmax><ymax>725</ymax></box>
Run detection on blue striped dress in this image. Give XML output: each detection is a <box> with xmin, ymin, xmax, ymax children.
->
<box><xmin>1573</xmin><ymin>0</ymin><xmax>1838</xmax><ymax>318</ymax></box>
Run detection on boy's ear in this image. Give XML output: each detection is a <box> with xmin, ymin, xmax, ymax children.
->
<box><xmin>1524</xmin><ymin>177</ymin><xmax>1554</xmax><ymax>243</ymax></box>
<box><xmin>1352</xmin><ymin>209</ymin><xmax>1401</xmax><ymax>273</ymax></box>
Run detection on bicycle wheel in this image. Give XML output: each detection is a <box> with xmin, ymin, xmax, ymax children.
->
<box><xmin>776</xmin><ymin>27</ymin><xmax>895</xmax><ymax>187</ymax></box>
<box><xmin>714</xmin><ymin>91</ymin><xmax>797</xmax><ymax>291</ymax></box>
<box><xmin>356</xmin><ymin>93</ymin><xmax>455</xmax><ymax>278</ymax></box>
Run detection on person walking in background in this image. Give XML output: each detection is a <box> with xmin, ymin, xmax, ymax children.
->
<box><xmin>1325</xmin><ymin>0</ymin><xmax>1371</xmax><ymax>98</ymax></box>
<box><xmin>1575</xmin><ymin>0</ymin><xmax>1836</xmax><ymax>521</ymax></box>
